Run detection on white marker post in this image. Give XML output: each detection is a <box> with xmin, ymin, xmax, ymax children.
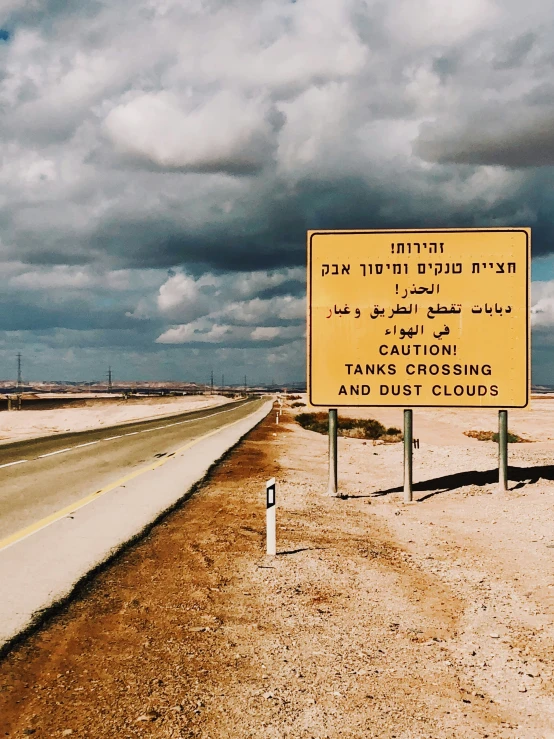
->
<box><xmin>266</xmin><ymin>478</ymin><xmax>276</xmax><ymax>556</ymax></box>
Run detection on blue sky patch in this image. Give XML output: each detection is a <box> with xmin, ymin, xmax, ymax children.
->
<box><xmin>532</xmin><ymin>254</ymin><xmax>554</xmax><ymax>282</ymax></box>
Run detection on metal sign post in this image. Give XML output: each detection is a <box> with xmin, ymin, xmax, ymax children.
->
<box><xmin>266</xmin><ymin>478</ymin><xmax>276</xmax><ymax>556</ymax></box>
<box><xmin>499</xmin><ymin>410</ymin><xmax>508</xmax><ymax>491</ymax></box>
<box><xmin>403</xmin><ymin>409</ymin><xmax>413</xmax><ymax>503</ymax></box>
<box><xmin>307</xmin><ymin>228</ymin><xmax>530</xmax><ymax>501</ymax></box>
<box><xmin>328</xmin><ymin>409</ymin><xmax>338</xmax><ymax>496</ymax></box>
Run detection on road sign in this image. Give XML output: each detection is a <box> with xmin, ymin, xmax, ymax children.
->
<box><xmin>307</xmin><ymin>228</ymin><xmax>530</xmax><ymax>408</ymax></box>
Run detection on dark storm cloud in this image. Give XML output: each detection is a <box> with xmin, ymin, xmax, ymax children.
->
<box><xmin>36</xmin><ymin>326</ymin><xmax>164</xmax><ymax>351</ymax></box>
<box><xmin>493</xmin><ymin>32</ymin><xmax>536</xmax><ymax>70</ymax></box>
<box><xmin>0</xmin><ymin>298</ymin><xmax>162</xmax><ymax>332</ymax></box>
<box><xmin>431</xmin><ymin>53</ymin><xmax>460</xmax><ymax>82</ymax></box>
<box><xmin>414</xmin><ymin>113</ymin><xmax>554</xmax><ymax>169</ymax></box>
<box><xmin>3</xmin><ymin>0</ymin><xmax>104</xmax><ymax>31</ymax></box>
<box><xmin>255</xmin><ymin>278</ymin><xmax>305</xmax><ymax>300</ymax></box>
<box><xmin>85</xmin><ymin>172</ymin><xmax>554</xmax><ymax>271</ymax></box>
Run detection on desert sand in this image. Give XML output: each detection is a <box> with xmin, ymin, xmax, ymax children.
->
<box><xmin>1</xmin><ymin>398</ymin><xmax>554</xmax><ymax>737</ymax></box>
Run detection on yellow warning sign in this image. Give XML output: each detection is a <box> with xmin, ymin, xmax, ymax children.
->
<box><xmin>307</xmin><ymin>228</ymin><xmax>530</xmax><ymax>408</ymax></box>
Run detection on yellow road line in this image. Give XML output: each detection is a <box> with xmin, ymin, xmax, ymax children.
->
<box><xmin>0</xmin><ymin>406</ymin><xmax>262</xmax><ymax>553</ymax></box>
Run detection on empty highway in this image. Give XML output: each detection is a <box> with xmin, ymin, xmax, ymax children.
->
<box><xmin>0</xmin><ymin>397</ymin><xmax>265</xmax><ymax>545</ymax></box>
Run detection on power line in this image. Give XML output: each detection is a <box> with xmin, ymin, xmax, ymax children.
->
<box><xmin>16</xmin><ymin>352</ymin><xmax>22</xmax><ymax>391</ymax></box>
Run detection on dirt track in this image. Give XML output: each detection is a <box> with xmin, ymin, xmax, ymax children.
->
<box><xmin>1</xmin><ymin>404</ymin><xmax>554</xmax><ymax>738</ymax></box>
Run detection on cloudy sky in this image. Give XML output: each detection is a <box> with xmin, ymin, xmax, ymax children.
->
<box><xmin>1</xmin><ymin>0</ymin><xmax>554</xmax><ymax>386</ymax></box>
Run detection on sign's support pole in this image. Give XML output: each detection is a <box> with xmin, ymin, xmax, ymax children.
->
<box><xmin>403</xmin><ymin>409</ymin><xmax>413</xmax><ymax>503</ymax></box>
<box><xmin>328</xmin><ymin>409</ymin><xmax>338</xmax><ymax>497</ymax></box>
<box><xmin>499</xmin><ymin>410</ymin><xmax>508</xmax><ymax>491</ymax></box>
<box><xmin>266</xmin><ymin>478</ymin><xmax>276</xmax><ymax>556</ymax></box>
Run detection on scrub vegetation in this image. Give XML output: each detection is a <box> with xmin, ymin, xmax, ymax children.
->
<box><xmin>463</xmin><ymin>430</ymin><xmax>530</xmax><ymax>443</ymax></box>
<box><xmin>295</xmin><ymin>412</ymin><xmax>402</xmax><ymax>442</ymax></box>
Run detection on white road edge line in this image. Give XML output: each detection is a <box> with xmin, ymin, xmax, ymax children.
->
<box><xmin>0</xmin><ymin>459</ymin><xmax>28</xmax><ymax>469</ymax></box>
<box><xmin>103</xmin><ymin>435</ymin><xmax>123</xmax><ymax>440</ymax></box>
<box><xmin>38</xmin><ymin>448</ymin><xmax>73</xmax><ymax>458</ymax></box>
<box><xmin>74</xmin><ymin>441</ymin><xmax>100</xmax><ymax>449</ymax></box>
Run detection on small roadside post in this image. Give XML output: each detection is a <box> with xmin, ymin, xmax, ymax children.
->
<box><xmin>328</xmin><ymin>409</ymin><xmax>338</xmax><ymax>496</ymax></box>
<box><xmin>499</xmin><ymin>410</ymin><xmax>508</xmax><ymax>491</ymax></box>
<box><xmin>266</xmin><ymin>477</ymin><xmax>276</xmax><ymax>556</ymax></box>
<box><xmin>404</xmin><ymin>409</ymin><xmax>413</xmax><ymax>503</ymax></box>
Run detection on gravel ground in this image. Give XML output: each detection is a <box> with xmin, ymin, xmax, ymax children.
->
<box><xmin>1</xmin><ymin>401</ymin><xmax>554</xmax><ymax>738</ymax></box>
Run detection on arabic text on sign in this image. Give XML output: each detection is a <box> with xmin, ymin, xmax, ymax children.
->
<box><xmin>396</xmin><ymin>284</ymin><xmax>440</xmax><ymax>297</ymax></box>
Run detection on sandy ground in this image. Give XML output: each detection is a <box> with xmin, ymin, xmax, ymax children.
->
<box><xmin>1</xmin><ymin>401</ymin><xmax>554</xmax><ymax>737</ymax></box>
<box><xmin>296</xmin><ymin>394</ymin><xmax>554</xmax><ymax>446</ymax></box>
<box><xmin>0</xmin><ymin>395</ymin><xmax>233</xmax><ymax>445</ymax></box>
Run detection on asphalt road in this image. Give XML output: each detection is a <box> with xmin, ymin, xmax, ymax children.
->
<box><xmin>0</xmin><ymin>397</ymin><xmax>264</xmax><ymax>543</ymax></box>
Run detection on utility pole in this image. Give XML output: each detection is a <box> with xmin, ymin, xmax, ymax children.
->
<box><xmin>244</xmin><ymin>375</ymin><xmax>247</xmax><ymax>396</ymax></box>
<box><xmin>210</xmin><ymin>370</ymin><xmax>214</xmax><ymax>395</ymax></box>
<box><xmin>221</xmin><ymin>373</ymin><xmax>224</xmax><ymax>390</ymax></box>
<box><xmin>16</xmin><ymin>352</ymin><xmax>22</xmax><ymax>392</ymax></box>
<box><xmin>107</xmin><ymin>366</ymin><xmax>113</xmax><ymax>393</ymax></box>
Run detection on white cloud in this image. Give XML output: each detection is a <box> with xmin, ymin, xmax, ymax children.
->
<box><xmin>531</xmin><ymin>280</ymin><xmax>554</xmax><ymax>326</ymax></box>
<box><xmin>155</xmin><ymin>268</ymin><xmax>304</xmax><ymax>321</ymax></box>
<box><xmin>251</xmin><ymin>326</ymin><xmax>281</xmax><ymax>340</ymax></box>
<box><xmin>152</xmin><ymin>268</ymin><xmax>305</xmax><ymax>347</ymax></box>
<box><xmin>156</xmin><ymin>271</ymin><xmax>218</xmax><ymax>321</ymax></box>
<box><xmin>7</xmin><ymin>266</ymin><xmax>153</xmax><ymax>292</ymax></box>
<box><xmin>157</xmin><ymin>320</ymin><xmax>232</xmax><ymax>344</ymax></box>
<box><xmin>104</xmin><ymin>90</ymin><xmax>281</xmax><ymax>174</ymax></box>
<box><xmin>221</xmin><ymin>296</ymin><xmax>305</xmax><ymax>324</ymax></box>
<box><xmin>385</xmin><ymin>0</ymin><xmax>499</xmax><ymax>46</ymax></box>
<box><xmin>156</xmin><ymin>319</ymin><xmax>303</xmax><ymax>346</ymax></box>
<box><xmin>10</xmin><ymin>266</ymin><xmax>93</xmax><ymax>290</ymax></box>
